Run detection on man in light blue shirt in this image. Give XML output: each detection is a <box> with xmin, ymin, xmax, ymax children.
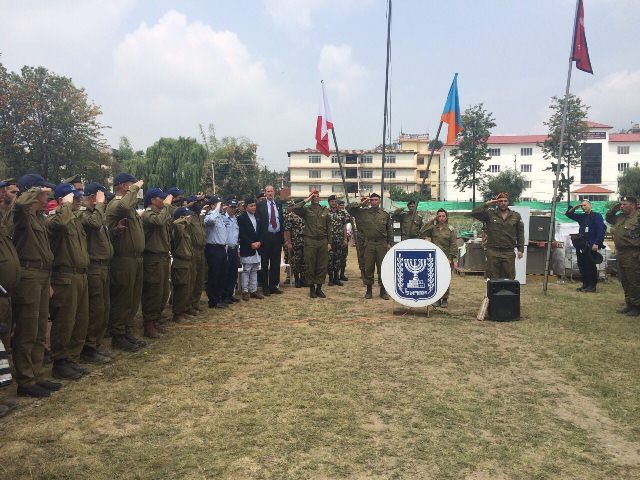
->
<box><xmin>204</xmin><ymin>196</ymin><xmax>229</xmax><ymax>308</ymax></box>
<box><xmin>222</xmin><ymin>199</ymin><xmax>240</xmax><ymax>304</ymax></box>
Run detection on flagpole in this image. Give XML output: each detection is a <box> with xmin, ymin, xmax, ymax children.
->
<box><xmin>543</xmin><ymin>0</ymin><xmax>580</xmax><ymax>294</ymax></box>
<box><xmin>409</xmin><ymin>120</ymin><xmax>444</xmax><ymax>225</ymax></box>
<box><xmin>380</xmin><ymin>0</ymin><xmax>392</xmax><ymax>200</ymax></box>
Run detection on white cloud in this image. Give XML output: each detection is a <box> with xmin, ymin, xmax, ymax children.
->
<box><xmin>263</xmin><ymin>0</ymin><xmax>374</xmax><ymax>31</ymax></box>
<box><xmin>578</xmin><ymin>70</ymin><xmax>640</xmax><ymax>129</ymax></box>
<box><xmin>318</xmin><ymin>44</ymin><xmax>367</xmax><ymax>96</ymax></box>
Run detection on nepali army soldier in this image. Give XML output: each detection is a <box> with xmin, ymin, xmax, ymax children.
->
<box><xmin>292</xmin><ymin>190</ymin><xmax>331</xmax><ymax>298</ymax></box>
<box><xmin>140</xmin><ymin>188</ymin><xmax>174</xmax><ymax>338</ymax></box>
<box><xmin>347</xmin><ymin>193</ymin><xmax>393</xmax><ymax>300</ymax></box>
<box><xmin>606</xmin><ymin>196</ymin><xmax>640</xmax><ymax>316</ymax></box>
<box><xmin>392</xmin><ymin>200</ymin><xmax>424</xmax><ymax>240</ymax></box>
<box><xmin>47</xmin><ymin>183</ymin><xmax>90</xmax><ymax>380</ymax></box>
<box><xmin>0</xmin><ymin>180</ymin><xmax>20</xmax><ymax>360</ymax></box>
<box><xmin>337</xmin><ymin>200</ymin><xmax>350</xmax><ymax>281</ymax></box>
<box><xmin>62</xmin><ymin>174</ymin><xmax>84</xmax><ymax>194</ymax></box>
<box><xmin>471</xmin><ymin>192</ymin><xmax>524</xmax><ymax>280</ymax></box>
<box><xmin>284</xmin><ymin>200</ymin><xmax>306</xmax><ymax>288</ymax></box>
<box><xmin>79</xmin><ymin>182</ymin><xmax>113</xmax><ymax>363</ymax></box>
<box><xmin>185</xmin><ymin>195</ymin><xmax>207</xmax><ymax>313</ymax></box>
<box><xmin>327</xmin><ymin>195</ymin><xmax>348</xmax><ymax>286</ymax></box>
<box><xmin>0</xmin><ymin>178</ymin><xmax>19</xmax><ymax>234</ymax></box>
<box><xmin>171</xmin><ymin>207</ymin><xmax>195</xmax><ymax>321</ymax></box>
<box><xmin>106</xmin><ymin>173</ymin><xmax>146</xmax><ymax>352</ymax></box>
<box><xmin>420</xmin><ymin>208</ymin><xmax>457</xmax><ymax>308</ymax></box>
<box><xmin>12</xmin><ymin>175</ymin><xmax>61</xmax><ymax>397</ymax></box>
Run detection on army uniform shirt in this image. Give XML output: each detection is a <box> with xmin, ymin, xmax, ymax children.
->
<box><xmin>393</xmin><ymin>209</ymin><xmax>424</xmax><ymax>240</ymax></box>
<box><xmin>141</xmin><ymin>205</ymin><xmax>172</xmax><ymax>254</ymax></box>
<box><xmin>80</xmin><ymin>202</ymin><xmax>114</xmax><ymax>262</ymax></box>
<box><xmin>421</xmin><ymin>222</ymin><xmax>458</xmax><ymax>260</ymax></box>
<box><xmin>347</xmin><ymin>204</ymin><xmax>393</xmax><ymax>244</ymax></box>
<box><xmin>471</xmin><ymin>205</ymin><xmax>524</xmax><ymax>252</ymax></box>
<box><xmin>106</xmin><ymin>185</ymin><xmax>145</xmax><ymax>257</ymax></box>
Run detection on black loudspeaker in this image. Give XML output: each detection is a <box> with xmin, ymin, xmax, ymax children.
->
<box><xmin>487</xmin><ymin>279</ymin><xmax>520</xmax><ymax>322</ymax></box>
<box><xmin>529</xmin><ymin>216</ymin><xmax>552</xmax><ymax>241</ymax></box>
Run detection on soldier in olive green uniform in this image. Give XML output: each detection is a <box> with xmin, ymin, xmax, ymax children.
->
<box><xmin>327</xmin><ymin>195</ymin><xmax>348</xmax><ymax>286</ymax></box>
<box><xmin>292</xmin><ymin>191</ymin><xmax>331</xmax><ymax>298</ymax></box>
<box><xmin>79</xmin><ymin>183</ymin><xmax>113</xmax><ymax>362</ymax></box>
<box><xmin>606</xmin><ymin>196</ymin><xmax>640</xmax><ymax>316</ymax></box>
<box><xmin>185</xmin><ymin>196</ymin><xmax>207</xmax><ymax>313</ymax></box>
<box><xmin>347</xmin><ymin>193</ymin><xmax>393</xmax><ymax>299</ymax></box>
<box><xmin>140</xmin><ymin>188</ymin><xmax>174</xmax><ymax>338</ymax></box>
<box><xmin>0</xmin><ymin>178</ymin><xmax>19</xmax><ymax>235</ymax></box>
<box><xmin>106</xmin><ymin>173</ymin><xmax>146</xmax><ymax>352</ymax></box>
<box><xmin>171</xmin><ymin>207</ymin><xmax>195</xmax><ymax>321</ymax></box>
<box><xmin>284</xmin><ymin>202</ymin><xmax>306</xmax><ymax>288</ymax></box>
<box><xmin>0</xmin><ymin>180</ymin><xmax>20</xmax><ymax>355</ymax></box>
<box><xmin>471</xmin><ymin>193</ymin><xmax>524</xmax><ymax>280</ymax></box>
<box><xmin>392</xmin><ymin>200</ymin><xmax>424</xmax><ymax>240</ymax></box>
<box><xmin>420</xmin><ymin>208</ymin><xmax>457</xmax><ymax>307</ymax></box>
<box><xmin>47</xmin><ymin>183</ymin><xmax>90</xmax><ymax>380</ymax></box>
<box><xmin>12</xmin><ymin>176</ymin><xmax>58</xmax><ymax>398</ymax></box>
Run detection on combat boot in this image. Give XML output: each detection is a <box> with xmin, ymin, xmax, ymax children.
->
<box><xmin>125</xmin><ymin>333</ymin><xmax>147</xmax><ymax>347</ymax></box>
<box><xmin>112</xmin><ymin>334</ymin><xmax>140</xmax><ymax>352</ymax></box>
<box><xmin>365</xmin><ymin>285</ymin><xmax>373</xmax><ymax>299</ymax></box>
<box><xmin>154</xmin><ymin>321</ymin><xmax>168</xmax><ymax>333</ymax></box>
<box><xmin>339</xmin><ymin>269</ymin><xmax>348</xmax><ymax>281</ymax></box>
<box><xmin>625</xmin><ymin>306</ymin><xmax>640</xmax><ymax>317</ymax></box>
<box><xmin>309</xmin><ymin>286</ymin><xmax>317</xmax><ymax>298</ymax></box>
<box><xmin>143</xmin><ymin>320</ymin><xmax>161</xmax><ymax>339</ymax></box>
<box><xmin>52</xmin><ymin>359</ymin><xmax>83</xmax><ymax>380</ymax></box>
<box><xmin>328</xmin><ymin>272</ymin><xmax>335</xmax><ymax>286</ymax></box>
<box><xmin>316</xmin><ymin>284</ymin><xmax>326</xmax><ymax>298</ymax></box>
<box><xmin>379</xmin><ymin>287</ymin><xmax>390</xmax><ymax>300</ymax></box>
<box><xmin>334</xmin><ymin>275</ymin><xmax>343</xmax><ymax>286</ymax></box>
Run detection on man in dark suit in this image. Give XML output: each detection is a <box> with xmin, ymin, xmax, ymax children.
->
<box><xmin>238</xmin><ymin>197</ymin><xmax>263</xmax><ymax>300</ymax></box>
<box><xmin>256</xmin><ymin>185</ymin><xmax>284</xmax><ymax>296</ymax></box>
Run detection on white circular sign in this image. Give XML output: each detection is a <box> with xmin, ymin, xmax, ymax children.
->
<box><xmin>381</xmin><ymin>239</ymin><xmax>452</xmax><ymax>307</ymax></box>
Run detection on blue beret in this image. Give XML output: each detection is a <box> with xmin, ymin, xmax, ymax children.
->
<box><xmin>113</xmin><ymin>172</ymin><xmax>137</xmax><ymax>186</ymax></box>
<box><xmin>173</xmin><ymin>206</ymin><xmax>192</xmax><ymax>219</ymax></box>
<box><xmin>54</xmin><ymin>183</ymin><xmax>82</xmax><ymax>199</ymax></box>
<box><xmin>83</xmin><ymin>182</ymin><xmax>107</xmax><ymax>196</ymax></box>
<box><xmin>144</xmin><ymin>188</ymin><xmax>168</xmax><ymax>207</ymax></box>
<box><xmin>167</xmin><ymin>187</ymin><xmax>184</xmax><ymax>196</ymax></box>
<box><xmin>17</xmin><ymin>174</ymin><xmax>55</xmax><ymax>191</ymax></box>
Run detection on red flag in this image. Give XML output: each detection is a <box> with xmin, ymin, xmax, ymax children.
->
<box><xmin>315</xmin><ymin>81</ymin><xmax>334</xmax><ymax>157</ymax></box>
<box><xmin>571</xmin><ymin>0</ymin><xmax>593</xmax><ymax>74</ymax></box>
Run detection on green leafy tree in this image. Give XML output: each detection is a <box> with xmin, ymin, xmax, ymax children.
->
<box><xmin>112</xmin><ymin>136</ymin><xmax>145</xmax><ymax>178</ymax></box>
<box><xmin>389</xmin><ymin>185</ymin><xmax>430</xmax><ymax>202</ymax></box>
<box><xmin>0</xmin><ymin>64</ymin><xmax>108</xmax><ymax>181</ymax></box>
<box><xmin>480</xmin><ymin>169</ymin><xmax>526</xmax><ymax>202</ymax></box>
<box><xmin>140</xmin><ymin>137</ymin><xmax>207</xmax><ymax>193</ymax></box>
<box><xmin>539</xmin><ymin>94</ymin><xmax>589</xmax><ymax>203</ymax></box>
<box><xmin>450</xmin><ymin>103</ymin><xmax>496</xmax><ymax>207</ymax></box>
<box><xmin>617</xmin><ymin>166</ymin><xmax>640</xmax><ymax>198</ymax></box>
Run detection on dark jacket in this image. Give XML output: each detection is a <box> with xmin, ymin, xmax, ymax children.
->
<box><xmin>565</xmin><ymin>207</ymin><xmax>606</xmax><ymax>249</ymax></box>
<box><xmin>256</xmin><ymin>199</ymin><xmax>284</xmax><ymax>242</ymax></box>
<box><xmin>238</xmin><ymin>212</ymin><xmax>261</xmax><ymax>257</ymax></box>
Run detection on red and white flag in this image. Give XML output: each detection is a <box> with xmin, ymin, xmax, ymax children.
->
<box><xmin>571</xmin><ymin>0</ymin><xmax>593</xmax><ymax>74</ymax></box>
<box><xmin>315</xmin><ymin>81</ymin><xmax>334</xmax><ymax>157</ymax></box>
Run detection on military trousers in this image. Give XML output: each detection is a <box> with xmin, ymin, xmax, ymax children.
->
<box><xmin>0</xmin><ymin>296</ymin><xmax>11</xmax><ymax>355</ymax></box>
<box><xmin>363</xmin><ymin>239</ymin><xmax>387</xmax><ymax>287</ymax></box>
<box><xmin>141</xmin><ymin>253</ymin><xmax>170</xmax><ymax>322</ymax></box>
<box><xmin>85</xmin><ymin>264</ymin><xmax>110</xmax><ymax>350</ymax></box>
<box><xmin>50</xmin><ymin>271</ymin><xmax>89</xmax><ymax>362</ymax></box>
<box><xmin>109</xmin><ymin>256</ymin><xmax>144</xmax><ymax>336</ymax></box>
<box><xmin>485</xmin><ymin>247</ymin><xmax>516</xmax><ymax>280</ymax></box>
<box><xmin>191</xmin><ymin>249</ymin><xmax>207</xmax><ymax>310</ymax></box>
<box><xmin>341</xmin><ymin>243</ymin><xmax>349</xmax><ymax>270</ymax></box>
<box><xmin>328</xmin><ymin>241</ymin><xmax>344</xmax><ymax>273</ymax></box>
<box><xmin>287</xmin><ymin>245</ymin><xmax>305</xmax><ymax>275</ymax></box>
<box><xmin>304</xmin><ymin>236</ymin><xmax>329</xmax><ymax>285</ymax></box>
<box><xmin>356</xmin><ymin>233</ymin><xmax>366</xmax><ymax>273</ymax></box>
<box><xmin>617</xmin><ymin>248</ymin><xmax>640</xmax><ymax>307</ymax></box>
<box><xmin>11</xmin><ymin>268</ymin><xmax>50</xmax><ymax>387</ymax></box>
<box><xmin>172</xmin><ymin>258</ymin><xmax>195</xmax><ymax>315</ymax></box>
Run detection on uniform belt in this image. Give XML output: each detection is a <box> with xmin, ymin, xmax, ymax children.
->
<box><xmin>488</xmin><ymin>246</ymin><xmax>515</xmax><ymax>251</ymax></box>
<box><xmin>53</xmin><ymin>266</ymin><xmax>87</xmax><ymax>274</ymax></box>
<box><xmin>89</xmin><ymin>259</ymin><xmax>111</xmax><ymax>266</ymax></box>
<box><xmin>143</xmin><ymin>251</ymin><xmax>169</xmax><ymax>257</ymax></box>
<box><xmin>19</xmin><ymin>261</ymin><xmax>51</xmax><ymax>271</ymax></box>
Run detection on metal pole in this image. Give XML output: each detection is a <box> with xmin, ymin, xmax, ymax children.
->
<box><xmin>380</xmin><ymin>0</ymin><xmax>392</xmax><ymax>199</ymax></box>
<box><xmin>211</xmin><ymin>159</ymin><xmax>215</xmax><ymax>194</ymax></box>
<box><xmin>543</xmin><ymin>0</ymin><xmax>580</xmax><ymax>294</ymax></box>
<box><xmin>409</xmin><ymin>121</ymin><xmax>443</xmax><ymax>224</ymax></box>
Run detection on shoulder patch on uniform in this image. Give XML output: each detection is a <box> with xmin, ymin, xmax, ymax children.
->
<box><xmin>146</xmin><ymin>207</ymin><xmax>152</xmax><ymax>211</ymax></box>
<box><xmin>49</xmin><ymin>211</ymin><xmax>56</xmax><ymax>215</ymax></box>
<box><xmin>115</xmin><ymin>196</ymin><xmax>123</xmax><ymax>200</ymax></box>
<box><xmin>79</xmin><ymin>206</ymin><xmax>87</xmax><ymax>211</ymax></box>
<box><xmin>448</xmin><ymin>225</ymin><xmax>454</xmax><ymax>231</ymax></box>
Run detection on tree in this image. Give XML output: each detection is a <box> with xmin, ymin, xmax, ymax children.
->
<box><xmin>112</xmin><ymin>136</ymin><xmax>145</xmax><ymax>177</ymax></box>
<box><xmin>0</xmin><ymin>64</ymin><xmax>108</xmax><ymax>181</ymax></box>
<box><xmin>388</xmin><ymin>185</ymin><xmax>430</xmax><ymax>202</ymax></box>
<box><xmin>618</xmin><ymin>166</ymin><xmax>640</xmax><ymax>198</ymax></box>
<box><xmin>480</xmin><ymin>169</ymin><xmax>526</xmax><ymax>202</ymax></box>
<box><xmin>450</xmin><ymin>104</ymin><xmax>496</xmax><ymax>206</ymax></box>
<box><xmin>539</xmin><ymin>94</ymin><xmax>589</xmax><ymax>203</ymax></box>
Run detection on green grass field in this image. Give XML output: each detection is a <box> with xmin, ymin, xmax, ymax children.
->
<box><xmin>1</xmin><ymin>259</ymin><xmax>639</xmax><ymax>479</ymax></box>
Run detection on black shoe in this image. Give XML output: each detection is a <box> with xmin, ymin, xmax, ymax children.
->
<box><xmin>17</xmin><ymin>384</ymin><xmax>51</xmax><ymax>398</ymax></box>
<box><xmin>229</xmin><ymin>297</ymin><xmax>241</xmax><ymax>303</ymax></box>
<box><xmin>340</xmin><ymin>271</ymin><xmax>348</xmax><ymax>281</ymax></box>
<box><xmin>440</xmin><ymin>298</ymin><xmax>449</xmax><ymax>308</ymax></box>
<box><xmin>69</xmin><ymin>361</ymin><xmax>90</xmax><ymax>375</ymax></box>
<box><xmin>96</xmin><ymin>349</ymin><xmax>115</xmax><ymax>358</ymax></box>
<box><xmin>334</xmin><ymin>278</ymin><xmax>344</xmax><ymax>286</ymax></box>
<box><xmin>271</xmin><ymin>288</ymin><xmax>284</xmax><ymax>295</ymax></box>
<box><xmin>328</xmin><ymin>277</ymin><xmax>335</xmax><ymax>286</ymax></box>
<box><xmin>625</xmin><ymin>307</ymin><xmax>640</xmax><ymax>317</ymax></box>
<box><xmin>617</xmin><ymin>304</ymin><xmax>631</xmax><ymax>314</ymax></box>
<box><xmin>37</xmin><ymin>380</ymin><xmax>63</xmax><ymax>391</ymax></box>
<box><xmin>52</xmin><ymin>360</ymin><xmax>83</xmax><ymax>380</ymax></box>
<box><xmin>262</xmin><ymin>288</ymin><xmax>271</xmax><ymax>297</ymax></box>
<box><xmin>379</xmin><ymin>287</ymin><xmax>390</xmax><ymax>300</ymax></box>
<box><xmin>576</xmin><ymin>286</ymin><xmax>585</xmax><ymax>292</ymax></box>
<box><xmin>295</xmin><ymin>278</ymin><xmax>302</xmax><ymax>288</ymax></box>
<box><xmin>80</xmin><ymin>348</ymin><xmax>110</xmax><ymax>363</ymax></box>
<box><xmin>309</xmin><ymin>286</ymin><xmax>317</xmax><ymax>299</ymax></box>
<box><xmin>316</xmin><ymin>285</ymin><xmax>326</xmax><ymax>298</ymax></box>
<box><xmin>582</xmin><ymin>286</ymin><xmax>596</xmax><ymax>293</ymax></box>
<box><xmin>365</xmin><ymin>286</ymin><xmax>373</xmax><ymax>299</ymax></box>
<box><xmin>124</xmin><ymin>334</ymin><xmax>147</xmax><ymax>347</ymax></box>
<box><xmin>215</xmin><ymin>303</ymin><xmax>229</xmax><ymax>309</ymax></box>
<box><xmin>112</xmin><ymin>334</ymin><xmax>140</xmax><ymax>352</ymax></box>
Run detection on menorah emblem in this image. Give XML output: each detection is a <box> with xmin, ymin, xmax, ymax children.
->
<box><xmin>404</xmin><ymin>258</ymin><xmax>426</xmax><ymax>288</ymax></box>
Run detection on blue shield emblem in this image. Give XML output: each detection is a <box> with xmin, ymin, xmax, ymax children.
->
<box><xmin>395</xmin><ymin>249</ymin><xmax>437</xmax><ymax>301</ymax></box>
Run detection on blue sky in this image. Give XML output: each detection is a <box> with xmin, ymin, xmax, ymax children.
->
<box><xmin>1</xmin><ymin>0</ymin><xmax>638</xmax><ymax>171</ymax></box>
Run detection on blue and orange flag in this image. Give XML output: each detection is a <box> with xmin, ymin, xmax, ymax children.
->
<box><xmin>441</xmin><ymin>73</ymin><xmax>463</xmax><ymax>144</ymax></box>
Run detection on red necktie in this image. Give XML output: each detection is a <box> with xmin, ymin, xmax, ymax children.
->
<box><xmin>270</xmin><ymin>201</ymin><xmax>277</xmax><ymax>229</ymax></box>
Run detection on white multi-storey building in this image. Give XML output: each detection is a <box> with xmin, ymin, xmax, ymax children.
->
<box><xmin>440</xmin><ymin>122</ymin><xmax>640</xmax><ymax>202</ymax></box>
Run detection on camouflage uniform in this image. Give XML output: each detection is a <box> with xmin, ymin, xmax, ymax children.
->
<box><xmin>340</xmin><ymin>208</ymin><xmax>352</xmax><ymax>277</ymax></box>
<box><xmin>327</xmin><ymin>209</ymin><xmax>348</xmax><ymax>285</ymax></box>
<box><xmin>284</xmin><ymin>211</ymin><xmax>305</xmax><ymax>276</ymax></box>
<box><xmin>606</xmin><ymin>204</ymin><xmax>640</xmax><ymax>313</ymax></box>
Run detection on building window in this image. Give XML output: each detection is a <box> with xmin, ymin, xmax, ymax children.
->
<box><xmin>488</xmin><ymin>165</ymin><xmax>501</xmax><ymax>173</ymax></box>
<box><xmin>332</xmin><ymin>185</ymin><xmax>344</xmax><ymax>193</ymax></box>
<box><xmin>383</xmin><ymin>170</ymin><xmax>396</xmax><ymax>179</ymax></box>
<box><xmin>309</xmin><ymin>155</ymin><xmax>321</xmax><ymax>164</ymax></box>
<box><xmin>521</xmin><ymin>147</ymin><xmax>533</xmax><ymax>156</ymax></box>
<box><xmin>419</xmin><ymin>171</ymin><xmax>429</xmax><ymax>178</ymax></box>
<box><xmin>488</xmin><ymin>148</ymin><xmax>501</xmax><ymax>157</ymax></box>
<box><xmin>618</xmin><ymin>163</ymin><xmax>629</xmax><ymax>172</ymax></box>
<box><xmin>309</xmin><ymin>184</ymin><xmax>321</xmax><ymax>192</ymax></box>
<box><xmin>331</xmin><ymin>155</ymin><xmax>344</xmax><ymax>164</ymax></box>
<box><xmin>383</xmin><ymin>185</ymin><xmax>391</xmax><ymax>192</ymax></box>
<box><xmin>523</xmin><ymin>180</ymin><xmax>532</xmax><ymax>189</ymax></box>
<box><xmin>360</xmin><ymin>155</ymin><xmax>373</xmax><ymax>164</ymax></box>
<box><xmin>617</xmin><ymin>146</ymin><xmax>630</xmax><ymax>155</ymax></box>
<box><xmin>384</xmin><ymin>155</ymin><xmax>396</xmax><ymax>164</ymax></box>
<box><xmin>520</xmin><ymin>164</ymin><xmax>532</xmax><ymax>173</ymax></box>
<box><xmin>417</xmin><ymin>156</ymin><xmax>425</xmax><ymax>165</ymax></box>
<box><xmin>360</xmin><ymin>184</ymin><xmax>373</xmax><ymax>193</ymax></box>
<box><xmin>360</xmin><ymin>170</ymin><xmax>373</xmax><ymax>179</ymax></box>
<box><xmin>332</xmin><ymin>170</ymin><xmax>342</xmax><ymax>178</ymax></box>
<box><xmin>309</xmin><ymin>170</ymin><xmax>321</xmax><ymax>179</ymax></box>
